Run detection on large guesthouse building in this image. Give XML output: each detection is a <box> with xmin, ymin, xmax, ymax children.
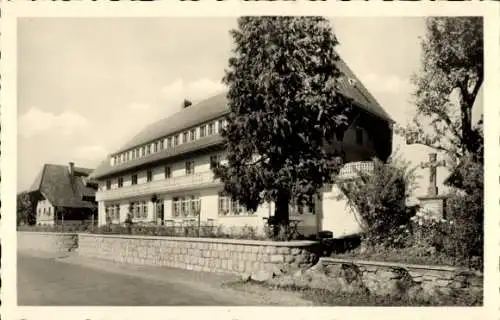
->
<box><xmin>90</xmin><ymin>58</ymin><xmax>394</xmax><ymax>238</ymax></box>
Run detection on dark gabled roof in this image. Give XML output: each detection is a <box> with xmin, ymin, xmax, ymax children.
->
<box><xmin>335</xmin><ymin>57</ymin><xmax>393</xmax><ymax>122</ymax></box>
<box><xmin>26</xmin><ymin>164</ymin><xmax>97</xmax><ymax>209</ymax></box>
<box><xmin>92</xmin><ymin>56</ymin><xmax>393</xmax><ymax>180</ymax></box>
<box><xmin>114</xmin><ymin>57</ymin><xmax>391</xmax><ymax>156</ymax></box>
<box><xmin>115</xmin><ymin>94</ymin><xmax>228</xmax><ymax>154</ymax></box>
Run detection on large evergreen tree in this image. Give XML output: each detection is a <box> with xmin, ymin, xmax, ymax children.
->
<box><xmin>403</xmin><ymin>17</ymin><xmax>483</xmax><ymax>164</ymax></box>
<box><xmin>214</xmin><ymin>17</ymin><xmax>353</xmax><ymax>232</ymax></box>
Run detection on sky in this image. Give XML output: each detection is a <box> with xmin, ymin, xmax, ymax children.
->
<box><xmin>18</xmin><ymin>17</ymin><xmax>452</xmax><ymax>197</ymax></box>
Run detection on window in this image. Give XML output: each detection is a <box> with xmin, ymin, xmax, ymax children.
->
<box><xmin>218</xmin><ymin>119</ymin><xmax>224</xmax><ymax>133</ymax></box>
<box><xmin>182</xmin><ymin>131</ymin><xmax>189</xmax><ymax>143</ymax></box>
<box><xmin>135</xmin><ymin>202</ymin><xmax>140</xmax><ymax>219</ymax></box>
<box><xmin>106</xmin><ymin>205</ymin><xmax>120</xmax><ymax>221</ymax></box>
<box><xmin>355</xmin><ymin>128</ymin><xmax>363</xmax><ymax>146</ymax></box>
<box><xmin>147</xmin><ymin>170</ymin><xmax>153</xmax><ymax>182</ymax></box>
<box><xmin>167</xmin><ymin>137</ymin><xmax>173</xmax><ymax>148</ymax></box>
<box><xmin>141</xmin><ymin>201</ymin><xmax>148</xmax><ymax>218</ymax></box>
<box><xmin>185</xmin><ymin>160</ymin><xmax>195</xmax><ymax>175</ymax></box>
<box><xmin>210</xmin><ymin>154</ymin><xmax>220</xmax><ymax>169</ymax></box>
<box><xmin>218</xmin><ymin>193</ymin><xmax>250</xmax><ymax>216</ymax></box>
<box><xmin>141</xmin><ymin>147</ymin><xmax>145</xmax><ymax>157</ymax></box>
<box><xmin>154</xmin><ymin>142</ymin><xmax>158</xmax><ymax>153</ymax></box>
<box><xmin>190</xmin><ymin>196</ymin><xmax>201</xmax><ymax>215</ymax></box>
<box><xmin>146</xmin><ymin>145</ymin><xmax>151</xmax><ymax>155</ymax></box>
<box><xmin>130</xmin><ymin>202</ymin><xmax>138</xmax><ymax>219</ymax></box>
<box><xmin>106</xmin><ymin>180</ymin><xmax>111</xmax><ymax>190</ymax></box>
<box><xmin>164</xmin><ymin>166</ymin><xmax>171</xmax><ymax>179</ymax></box>
<box><xmin>208</xmin><ymin>122</ymin><xmax>215</xmax><ymax>135</ymax></box>
<box><xmin>173</xmin><ymin>197</ymin><xmax>181</xmax><ymax>217</ymax></box>
<box><xmin>172</xmin><ymin>195</ymin><xmax>200</xmax><ymax>217</ymax></box>
<box><xmin>131</xmin><ymin>174</ymin><xmax>138</xmax><ymax>185</ymax></box>
<box><xmin>200</xmin><ymin>125</ymin><xmax>206</xmax><ymax>138</ymax></box>
<box><xmin>118</xmin><ymin>177</ymin><xmax>123</xmax><ymax>188</ymax></box>
<box><xmin>159</xmin><ymin>140</ymin><xmax>164</xmax><ymax>150</ymax></box>
<box><xmin>114</xmin><ymin>204</ymin><xmax>120</xmax><ymax>220</ymax></box>
<box><xmin>125</xmin><ymin>153</ymin><xmax>129</xmax><ymax>162</ymax></box>
<box><xmin>290</xmin><ymin>200</ymin><xmax>315</xmax><ymax>215</ymax></box>
<box><xmin>174</xmin><ymin>135</ymin><xmax>179</xmax><ymax>146</ymax></box>
<box><xmin>182</xmin><ymin>198</ymin><xmax>189</xmax><ymax>216</ymax></box>
<box><xmin>190</xmin><ymin>129</ymin><xmax>196</xmax><ymax>141</ymax></box>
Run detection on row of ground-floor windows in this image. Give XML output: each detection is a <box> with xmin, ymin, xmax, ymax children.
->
<box><xmin>104</xmin><ymin>194</ymin><xmax>256</xmax><ymax>222</ymax></box>
<box><xmin>104</xmin><ymin>195</ymin><xmax>315</xmax><ymax>222</ymax></box>
<box><xmin>106</xmin><ymin>202</ymin><xmax>148</xmax><ymax>220</ymax></box>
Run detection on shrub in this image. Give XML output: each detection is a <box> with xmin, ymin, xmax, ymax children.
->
<box><xmin>338</xmin><ymin>154</ymin><xmax>418</xmax><ymax>247</ymax></box>
<box><xmin>443</xmin><ymin>155</ymin><xmax>483</xmax><ymax>268</ymax></box>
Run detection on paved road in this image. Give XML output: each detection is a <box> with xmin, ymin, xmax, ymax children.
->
<box><xmin>17</xmin><ymin>251</ymin><xmax>311</xmax><ymax>306</ymax></box>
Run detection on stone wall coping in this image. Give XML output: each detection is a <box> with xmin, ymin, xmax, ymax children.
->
<box><xmin>17</xmin><ymin>231</ymin><xmax>77</xmax><ymax>236</ymax></box>
<box><xmin>321</xmin><ymin>257</ymin><xmax>482</xmax><ymax>275</ymax></box>
<box><xmin>78</xmin><ymin>233</ymin><xmax>318</xmax><ymax>247</ymax></box>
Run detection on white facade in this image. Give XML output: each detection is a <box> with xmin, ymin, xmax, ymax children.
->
<box><xmin>95</xmin><ymin>114</ymin><xmax>377</xmax><ymax>238</ymax></box>
<box><xmin>36</xmin><ymin>198</ymin><xmax>55</xmax><ymax>226</ymax></box>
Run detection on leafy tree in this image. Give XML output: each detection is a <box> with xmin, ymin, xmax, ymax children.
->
<box><xmin>17</xmin><ymin>192</ymin><xmax>36</xmax><ymax>226</ymax></box>
<box><xmin>402</xmin><ymin>17</ymin><xmax>483</xmax><ymax>163</ymax></box>
<box><xmin>214</xmin><ymin>17</ymin><xmax>353</xmax><ymax>233</ymax></box>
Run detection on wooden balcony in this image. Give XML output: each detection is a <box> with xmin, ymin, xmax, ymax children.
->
<box><xmin>96</xmin><ymin>171</ymin><xmax>221</xmax><ymax>201</ymax></box>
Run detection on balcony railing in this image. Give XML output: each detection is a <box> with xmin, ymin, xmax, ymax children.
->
<box><xmin>96</xmin><ymin>171</ymin><xmax>220</xmax><ymax>201</ymax></box>
<box><xmin>337</xmin><ymin>161</ymin><xmax>375</xmax><ymax>180</ymax></box>
<box><xmin>96</xmin><ymin>162</ymin><xmax>376</xmax><ymax>201</ymax></box>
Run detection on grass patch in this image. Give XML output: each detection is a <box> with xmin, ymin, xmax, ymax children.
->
<box><xmin>331</xmin><ymin>246</ymin><xmax>482</xmax><ymax>271</ymax></box>
<box><xmin>227</xmin><ymin>280</ymin><xmax>482</xmax><ymax>306</ymax></box>
<box><xmin>321</xmin><ymin>237</ymin><xmax>482</xmax><ymax>271</ymax></box>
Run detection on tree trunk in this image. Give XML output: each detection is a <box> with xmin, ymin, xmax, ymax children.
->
<box><xmin>460</xmin><ymin>90</ymin><xmax>473</xmax><ymax>155</ymax></box>
<box><xmin>273</xmin><ymin>190</ymin><xmax>290</xmax><ymax>236</ymax></box>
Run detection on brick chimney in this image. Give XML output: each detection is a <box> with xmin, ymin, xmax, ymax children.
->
<box><xmin>182</xmin><ymin>99</ymin><xmax>192</xmax><ymax>108</ymax></box>
<box><xmin>68</xmin><ymin>162</ymin><xmax>75</xmax><ymax>176</ymax></box>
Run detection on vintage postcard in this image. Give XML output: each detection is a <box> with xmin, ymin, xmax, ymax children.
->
<box><xmin>1</xmin><ymin>1</ymin><xmax>499</xmax><ymax>320</ymax></box>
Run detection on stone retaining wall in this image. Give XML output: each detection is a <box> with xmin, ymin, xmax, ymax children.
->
<box><xmin>78</xmin><ymin>233</ymin><xmax>319</xmax><ymax>278</ymax></box>
<box><xmin>274</xmin><ymin>257</ymin><xmax>483</xmax><ymax>300</ymax></box>
<box><xmin>17</xmin><ymin>232</ymin><xmax>78</xmax><ymax>253</ymax></box>
<box><xmin>17</xmin><ymin>232</ymin><xmax>483</xmax><ymax>301</ymax></box>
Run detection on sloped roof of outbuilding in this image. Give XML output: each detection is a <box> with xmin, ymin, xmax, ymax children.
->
<box><xmin>26</xmin><ymin>164</ymin><xmax>97</xmax><ymax>208</ymax></box>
